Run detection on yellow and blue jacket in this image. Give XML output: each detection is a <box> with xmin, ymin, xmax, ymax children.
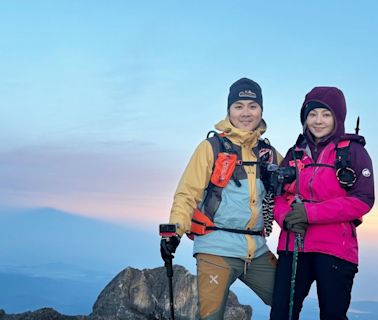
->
<box><xmin>169</xmin><ymin>118</ymin><xmax>282</xmax><ymax>261</ymax></box>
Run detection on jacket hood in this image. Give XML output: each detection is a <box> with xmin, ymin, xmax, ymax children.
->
<box><xmin>300</xmin><ymin>86</ymin><xmax>346</xmax><ymax>142</ymax></box>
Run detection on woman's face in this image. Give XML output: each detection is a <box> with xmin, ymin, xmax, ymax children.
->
<box><xmin>229</xmin><ymin>100</ymin><xmax>262</xmax><ymax>132</ymax></box>
<box><xmin>306</xmin><ymin>107</ymin><xmax>335</xmax><ymax>142</ymax></box>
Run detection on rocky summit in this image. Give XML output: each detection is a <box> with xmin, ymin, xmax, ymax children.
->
<box><xmin>0</xmin><ymin>265</ymin><xmax>252</xmax><ymax>320</ymax></box>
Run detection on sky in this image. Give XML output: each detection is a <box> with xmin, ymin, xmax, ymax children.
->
<box><xmin>1</xmin><ymin>0</ymin><xmax>378</xmax><ymax>302</ymax></box>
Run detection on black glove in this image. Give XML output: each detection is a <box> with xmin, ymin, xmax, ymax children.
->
<box><xmin>160</xmin><ymin>235</ymin><xmax>180</xmax><ymax>262</ymax></box>
<box><xmin>284</xmin><ymin>221</ymin><xmax>308</xmax><ymax>235</ymax></box>
<box><xmin>284</xmin><ymin>202</ymin><xmax>308</xmax><ymax>225</ymax></box>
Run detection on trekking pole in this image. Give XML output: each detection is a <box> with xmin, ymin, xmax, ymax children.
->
<box><xmin>165</xmin><ymin>257</ymin><xmax>175</xmax><ymax>320</ymax></box>
<box><xmin>288</xmin><ymin>148</ymin><xmax>305</xmax><ymax>320</ymax></box>
<box><xmin>355</xmin><ymin>116</ymin><xmax>360</xmax><ymax>135</ymax></box>
<box><xmin>288</xmin><ymin>232</ymin><xmax>301</xmax><ymax>320</ymax></box>
<box><xmin>159</xmin><ymin>224</ymin><xmax>177</xmax><ymax>320</ymax></box>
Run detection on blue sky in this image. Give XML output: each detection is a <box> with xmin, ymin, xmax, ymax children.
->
<box><xmin>1</xmin><ymin>0</ymin><xmax>378</xmax><ymax>303</ymax></box>
<box><xmin>1</xmin><ymin>1</ymin><xmax>377</xmax><ymax>225</ymax></box>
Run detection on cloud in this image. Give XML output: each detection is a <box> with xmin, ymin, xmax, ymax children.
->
<box><xmin>0</xmin><ymin>141</ymin><xmax>182</xmax><ymax>226</ymax></box>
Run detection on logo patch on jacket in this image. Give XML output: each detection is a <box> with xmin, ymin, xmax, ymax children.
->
<box><xmin>362</xmin><ymin>168</ymin><xmax>371</xmax><ymax>177</ymax></box>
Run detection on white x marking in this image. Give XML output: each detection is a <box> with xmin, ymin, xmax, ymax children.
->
<box><xmin>209</xmin><ymin>274</ymin><xmax>219</xmax><ymax>284</ymax></box>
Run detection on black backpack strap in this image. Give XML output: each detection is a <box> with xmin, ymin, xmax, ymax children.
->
<box><xmin>207</xmin><ymin>131</ymin><xmax>227</xmax><ymax>153</ymax></box>
<box><xmin>257</xmin><ymin>138</ymin><xmax>272</xmax><ymax>161</ymax></box>
<box><xmin>207</xmin><ymin>130</ymin><xmax>236</xmax><ymax>154</ymax></box>
<box><xmin>335</xmin><ymin>140</ymin><xmax>352</xmax><ymax>169</ymax></box>
<box><xmin>258</xmin><ymin>138</ymin><xmax>275</xmax><ymax>191</ymax></box>
<box><xmin>334</xmin><ymin>139</ymin><xmax>357</xmax><ymax>189</ymax></box>
<box><xmin>294</xmin><ymin>150</ymin><xmax>304</xmax><ymax>160</ymax></box>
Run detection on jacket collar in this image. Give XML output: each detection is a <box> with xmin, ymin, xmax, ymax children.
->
<box><xmin>214</xmin><ymin>117</ymin><xmax>267</xmax><ymax>146</ymax></box>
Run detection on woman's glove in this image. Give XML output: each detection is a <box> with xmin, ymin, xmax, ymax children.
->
<box><xmin>284</xmin><ymin>221</ymin><xmax>308</xmax><ymax>235</ymax></box>
<box><xmin>284</xmin><ymin>202</ymin><xmax>308</xmax><ymax>234</ymax></box>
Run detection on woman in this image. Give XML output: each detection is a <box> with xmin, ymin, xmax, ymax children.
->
<box><xmin>270</xmin><ymin>86</ymin><xmax>375</xmax><ymax>320</ymax></box>
<box><xmin>161</xmin><ymin>78</ymin><xmax>282</xmax><ymax>319</ymax></box>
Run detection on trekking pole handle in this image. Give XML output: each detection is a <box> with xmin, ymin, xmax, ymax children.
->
<box><xmin>159</xmin><ymin>224</ymin><xmax>179</xmax><ymax>278</ymax></box>
<box><xmin>159</xmin><ymin>224</ymin><xmax>177</xmax><ymax>237</ymax></box>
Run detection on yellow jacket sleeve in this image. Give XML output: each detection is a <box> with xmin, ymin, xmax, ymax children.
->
<box><xmin>169</xmin><ymin>140</ymin><xmax>214</xmax><ymax>236</ymax></box>
<box><xmin>276</xmin><ymin>149</ymin><xmax>284</xmax><ymax>165</ymax></box>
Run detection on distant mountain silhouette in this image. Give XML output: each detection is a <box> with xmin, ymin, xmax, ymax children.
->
<box><xmin>0</xmin><ymin>206</ymin><xmax>162</xmax><ymax>314</ymax></box>
<box><xmin>0</xmin><ymin>272</ymin><xmax>102</xmax><ymax>314</ymax></box>
<box><xmin>0</xmin><ymin>206</ymin><xmax>161</xmax><ymax>273</ymax></box>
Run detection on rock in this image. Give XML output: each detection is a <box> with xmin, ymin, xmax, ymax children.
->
<box><xmin>90</xmin><ymin>265</ymin><xmax>252</xmax><ymax>320</ymax></box>
<box><xmin>0</xmin><ymin>265</ymin><xmax>252</xmax><ymax>320</ymax></box>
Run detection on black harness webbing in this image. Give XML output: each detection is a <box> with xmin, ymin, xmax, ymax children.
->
<box><xmin>206</xmin><ymin>226</ymin><xmax>263</xmax><ymax>235</ymax></box>
<box><xmin>238</xmin><ymin>161</ymin><xmax>260</xmax><ymax>166</ymax></box>
<box><xmin>191</xmin><ymin>219</ymin><xmax>264</xmax><ymax>236</ymax></box>
<box><xmin>304</xmin><ymin>163</ymin><xmax>335</xmax><ymax>169</ymax></box>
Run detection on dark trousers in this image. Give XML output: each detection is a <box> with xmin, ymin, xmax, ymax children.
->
<box><xmin>270</xmin><ymin>252</ymin><xmax>358</xmax><ymax>320</ymax></box>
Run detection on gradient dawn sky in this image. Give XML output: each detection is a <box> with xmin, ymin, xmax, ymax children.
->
<box><xmin>1</xmin><ymin>0</ymin><xmax>378</xmax><ymax>300</ymax></box>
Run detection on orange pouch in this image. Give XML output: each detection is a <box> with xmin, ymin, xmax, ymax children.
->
<box><xmin>210</xmin><ymin>153</ymin><xmax>238</xmax><ymax>187</ymax></box>
<box><xmin>190</xmin><ymin>208</ymin><xmax>215</xmax><ymax>236</ymax></box>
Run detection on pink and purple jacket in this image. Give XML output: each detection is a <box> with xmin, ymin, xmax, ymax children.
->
<box><xmin>274</xmin><ymin>87</ymin><xmax>375</xmax><ymax>264</ymax></box>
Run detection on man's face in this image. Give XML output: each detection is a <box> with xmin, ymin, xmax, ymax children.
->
<box><xmin>229</xmin><ymin>100</ymin><xmax>262</xmax><ymax>132</ymax></box>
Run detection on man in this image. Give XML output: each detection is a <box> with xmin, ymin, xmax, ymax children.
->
<box><xmin>161</xmin><ymin>78</ymin><xmax>282</xmax><ymax>319</ymax></box>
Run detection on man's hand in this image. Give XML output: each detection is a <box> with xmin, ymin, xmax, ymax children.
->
<box><xmin>160</xmin><ymin>235</ymin><xmax>180</xmax><ymax>262</ymax></box>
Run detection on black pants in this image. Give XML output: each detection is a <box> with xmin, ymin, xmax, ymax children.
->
<box><xmin>270</xmin><ymin>252</ymin><xmax>358</xmax><ymax>320</ymax></box>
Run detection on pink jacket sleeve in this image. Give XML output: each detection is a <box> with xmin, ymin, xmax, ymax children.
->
<box><xmin>273</xmin><ymin>195</ymin><xmax>292</xmax><ymax>227</ymax></box>
<box><xmin>305</xmin><ymin>196</ymin><xmax>371</xmax><ymax>224</ymax></box>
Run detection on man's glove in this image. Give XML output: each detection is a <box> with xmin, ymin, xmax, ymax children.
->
<box><xmin>284</xmin><ymin>202</ymin><xmax>308</xmax><ymax>234</ymax></box>
<box><xmin>160</xmin><ymin>235</ymin><xmax>180</xmax><ymax>262</ymax></box>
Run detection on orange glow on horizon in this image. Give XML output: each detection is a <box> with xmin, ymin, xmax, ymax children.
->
<box><xmin>4</xmin><ymin>189</ymin><xmax>378</xmax><ymax>236</ymax></box>
<box><xmin>358</xmin><ymin>206</ymin><xmax>378</xmax><ymax>244</ymax></box>
<box><xmin>2</xmin><ymin>190</ymin><xmax>173</xmax><ymax>228</ymax></box>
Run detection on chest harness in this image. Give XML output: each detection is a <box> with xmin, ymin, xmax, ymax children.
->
<box><xmin>189</xmin><ymin>131</ymin><xmax>275</xmax><ymax>239</ymax></box>
<box><xmin>288</xmin><ymin>137</ymin><xmax>362</xmax><ymax>226</ymax></box>
<box><xmin>289</xmin><ymin>138</ymin><xmax>357</xmax><ymax>190</ymax></box>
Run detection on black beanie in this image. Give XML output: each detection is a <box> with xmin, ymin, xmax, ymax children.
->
<box><xmin>227</xmin><ymin>78</ymin><xmax>263</xmax><ymax>110</ymax></box>
<box><xmin>301</xmin><ymin>101</ymin><xmax>330</xmax><ymax>123</ymax></box>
